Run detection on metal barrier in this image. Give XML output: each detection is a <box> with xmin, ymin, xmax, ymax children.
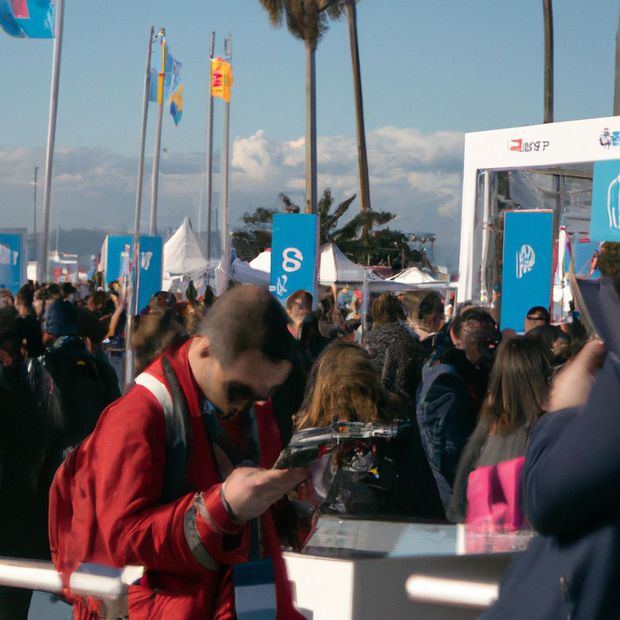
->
<box><xmin>406</xmin><ymin>575</ymin><xmax>499</xmax><ymax>610</ymax></box>
<box><xmin>0</xmin><ymin>557</ymin><xmax>143</xmax><ymax>602</ymax></box>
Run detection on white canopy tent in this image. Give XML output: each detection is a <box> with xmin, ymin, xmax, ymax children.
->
<box><xmin>248</xmin><ymin>249</ymin><xmax>271</xmax><ymax>274</ymax></box>
<box><xmin>249</xmin><ymin>243</ymin><xmax>441</xmax><ymax>292</ymax></box>
<box><xmin>388</xmin><ymin>267</ymin><xmax>449</xmax><ymax>289</ymax></box>
<box><xmin>163</xmin><ymin>218</ymin><xmax>209</xmax><ymax>290</ymax></box>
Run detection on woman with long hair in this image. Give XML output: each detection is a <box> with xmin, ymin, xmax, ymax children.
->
<box><xmin>448</xmin><ymin>336</ymin><xmax>552</xmax><ymax>525</ymax></box>
<box><xmin>295</xmin><ymin>342</ymin><xmax>444</xmax><ymax>519</ymax></box>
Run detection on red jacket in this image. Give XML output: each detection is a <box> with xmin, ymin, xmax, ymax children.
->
<box><xmin>49</xmin><ymin>338</ymin><xmax>303</xmax><ymax>619</ymax></box>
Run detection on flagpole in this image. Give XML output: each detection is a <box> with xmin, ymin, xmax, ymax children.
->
<box><xmin>124</xmin><ymin>25</ymin><xmax>154</xmax><ymax>389</ymax></box>
<box><xmin>38</xmin><ymin>0</ymin><xmax>65</xmax><ymax>284</ymax></box>
<box><xmin>198</xmin><ymin>31</ymin><xmax>216</xmax><ymax>265</ymax></box>
<box><xmin>150</xmin><ymin>29</ymin><xmax>166</xmax><ymax>237</ymax></box>
<box><xmin>220</xmin><ymin>35</ymin><xmax>232</xmax><ymax>291</ymax></box>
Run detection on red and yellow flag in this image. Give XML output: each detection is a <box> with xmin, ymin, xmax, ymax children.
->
<box><xmin>211</xmin><ymin>57</ymin><xmax>233</xmax><ymax>103</ymax></box>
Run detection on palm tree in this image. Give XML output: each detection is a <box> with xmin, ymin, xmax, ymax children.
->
<box><xmin>344</xmin><ymin>0</ymin><xmax>371</xmax><ymax>212</ymax></box>
<box><xmin>614</xmin><ymin>6</ymin><xmax>620</xmax><ymax>115</ymax></box>
<box><xmin>543</xmin><ymin>0</ymin><xmax>553</xmax><ymax>123</ymax></box>
<box><xmin>259</xmin><ymin>0</ymin><xmax>345</xmax><ymax>214</ymax></box>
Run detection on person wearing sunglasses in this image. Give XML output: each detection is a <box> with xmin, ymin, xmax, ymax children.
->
<box><xmin>49</xmin><ymin>285</ymin><xmax>308</xmax><ymax>619</ymax></box>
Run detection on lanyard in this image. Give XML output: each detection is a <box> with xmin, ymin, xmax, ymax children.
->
<box><xmin>202</xmin><ymin>401</ymin><xmax>262</xmax><ymax>561</ymax></box>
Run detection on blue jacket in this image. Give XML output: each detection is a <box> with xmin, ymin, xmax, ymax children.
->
<box><xmin>416</xmin><ymin>358</ymin><xmax>479</xmax><ymax>508</ymax></box>
<box><xmin>482</xmin><ymin>353</ymin><xmax>620</xmax><ymax>619</ymax></box>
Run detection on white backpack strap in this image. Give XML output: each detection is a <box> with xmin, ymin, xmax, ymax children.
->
<box><xmin>135</xmin><ymin>371</ymin><xmax>173</xmax><ymax>419</ymax></box>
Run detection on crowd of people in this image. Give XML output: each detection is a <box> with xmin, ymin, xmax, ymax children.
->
<box><xmin>0</xmin><ymin>259</ymin><xmax>617</xmax><ymax>617</ymax></box>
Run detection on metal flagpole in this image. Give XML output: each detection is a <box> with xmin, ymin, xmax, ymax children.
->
<box><xmin>220</xmin><ymin>35</ymin><xmax>232</xmax><ymax>291</ymax></box>
<box><xmin>33</xmin><ymin>166</ymin><xmax>39</xmax><ymax>263</ymax></box>
<box><xmin>199</xmin><ymin>31</ymin><xmax>216</xmax><ymax>266</ymax></box>
<box><xmin>38</xmin><ymin>0</ymin><xmax>65</xmax><ymax>284</ymax></box>
<box><xmin>124</xmin><ymin>26</ymin><xmax>155</xmax><ymax>389</ymax></box>
<box><xmin>150</xmin><ymin>28</ymin><xmax>166</xmax><ymax>236</ymax></box>
<box><xmin>197</xmin><ymin>32</ymin><xmax>215</xmax><ymax>236</ymax></box>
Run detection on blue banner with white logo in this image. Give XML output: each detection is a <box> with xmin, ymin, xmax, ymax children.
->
<box><xmin>136</xmin><ymin>236</ymin><xmax>163</xmax><ymax>311</ymax></box>
<box><xmin>104</xmin><ymin>235</ymin><xmax>163</xmax><ymax>312</ymax></box>
<box><xmin>591</xmin><ymin>159</ymin><xmax>620</xmax><ymax>243</ymax></box>
<box><xmin>270</xmin><ymin>214</ymin><xmax>319</xmax><ymax>306</ymax></box>
<box><xmin>500</xmin><ymin>210</ymin><xmax>554</xmax><ymax>332</ymax></box>
<box><xmin>0</xmin><ymin>233</ymin><xmax>23</xmax><ymax>294</ymax></box>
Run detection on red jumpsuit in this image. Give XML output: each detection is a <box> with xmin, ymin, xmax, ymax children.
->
<box><xmin>49</xmin><ymin>338</ymin><xmax>303</xmax><ymax>619</ymax></box>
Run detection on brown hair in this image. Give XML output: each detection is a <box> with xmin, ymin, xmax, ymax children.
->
<box><xmin>479</xmin><ymin>335</ymin><xmax>551</xmax><ymax>434</ymax></box>
<box><xmin>371</xmin><ymin>293</ymin><xmax>405</xmax><ymax>326</ymax></box>
<box><xmin>295</xmin><ymin>342</ymin><xmax>392</xmax><ymax>430</ymax></box>
<box><xmin>197</xmin><ymin>284</ymin><xmax>292</xmax><ymax>367</ymax></box>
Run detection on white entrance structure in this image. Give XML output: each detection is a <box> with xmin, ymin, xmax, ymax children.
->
<box><xmin>458</xmin><ymin>115</ymin><xmax>620</xmax><ymax>302</ymax></box>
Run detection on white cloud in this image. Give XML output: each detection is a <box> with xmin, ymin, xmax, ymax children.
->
<box><xmin>0</xmin><ymin>126</ymin><xmax>465</xmax><ymax>267</ymax></box>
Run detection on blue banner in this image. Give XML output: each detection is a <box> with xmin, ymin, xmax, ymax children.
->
<box><xmin>0</xmin><ymin>233</ymin><xmax>24</xmax><ymax>294</ymax></box>
<box><xmin>591</xmin><ymin>159</ymin><xmax>620</xmax><ymax>243</ymax></box>
<box><xmin>500</xmin><ymin>211</ymin><xmax>554</xmax><ymax>332</ymax></box>
<box><xmin>104</xmin><ymin>235</ymin><xmax>163</xmax><ymax>312</ymax></box>
<box><xmin>137</xmin><ymin>236</ymin><xmax>163</xmax><ymax>312</ymax></box>
<box><xmin>270</xmin><ymin>214</ymin><xmax>319</xmax><ymax>306</ymax></box>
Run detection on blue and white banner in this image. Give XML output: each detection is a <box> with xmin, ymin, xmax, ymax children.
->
<box><xmin>270</xmin><ymin>214</ymin><xmax>319</xmax><ymax>306</ymax></box>
<box><xmin>0</xmin><ymin>232</ymin><xmax>23</xmax><ymax>294</ymax></box>
<box><xmin>500</xmin><ymin>210</ymin><xmax>554</xmax><ymax>332</ymax></box>
<box><xmin>591</xmin><ymin>159</ymin><xmax>620</xmax><ymax>243</ymax></box>
<box><xmin>104</xmin><ymin>235</ymin><xmax>163</xmax><ymax>312</ymax></box>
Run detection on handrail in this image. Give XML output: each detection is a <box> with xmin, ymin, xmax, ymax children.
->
<box><xmin>406</xmin><ymin>575</ymin><xmax>499</xmax><ymax>610</ymax></box>
<box><xmin>0</xmin><ymin>557</ymin><xmax>143</xmax><ymax>601</ymax></box>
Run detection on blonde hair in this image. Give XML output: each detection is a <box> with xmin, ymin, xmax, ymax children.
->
<box><xmin>295</xmin><ymin>343</ymin><xmax>391</xmax><ymax>430</ymax></box>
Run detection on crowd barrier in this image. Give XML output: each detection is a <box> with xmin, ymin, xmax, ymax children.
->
<box><xmin>0</xmin><ymin>557</ymin><xmax>143</xmax><ymax>603</ymax></box>
<box><xmin>406</xmin><ymin>574</ymin><xmax>499</xmax><ymax>610</ymax></box>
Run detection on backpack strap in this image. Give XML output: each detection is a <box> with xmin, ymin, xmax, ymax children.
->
<box><xmin>135</xmin><ymin>358</ymin><xmax>192</xmax><ymax>502</ymax></box>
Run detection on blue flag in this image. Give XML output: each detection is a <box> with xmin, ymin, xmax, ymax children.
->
<box><xmin>0</xmin><ymin>0</ymin><xmax>25</xmax><ymax>36</ymax></box>
<box><xmin>0</xmin><ymin>0</ymin><xmax>54</xmax><ymax>38</ymax></box>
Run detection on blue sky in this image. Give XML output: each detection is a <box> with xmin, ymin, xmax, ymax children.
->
<box><xmin>1</xmin><ymin>0</ymin><xmax>618</xmax><ymax>268</ymax></box>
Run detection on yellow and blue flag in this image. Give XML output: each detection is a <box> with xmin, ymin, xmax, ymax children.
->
<box><xmin>0</xmin><ymin>0</ymin><xmax>54</xmax><ymax>38</ymax></box>
<box><xmin>169</xmin><ymin>84</ymin><xmax>183</xmax><ymax>126</ymax></box>
<box><xmin>149</xmin><ymin>43</ymin><xmax>182</xmax><ymax>106</ymax></box>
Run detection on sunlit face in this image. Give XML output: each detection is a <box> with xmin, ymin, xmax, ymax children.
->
<box><xmin>188</xmin><ymin>336</ymin><xmax>292</xmax><ymax>418</ymax></box>
<box><xmin>287</xmin><ymin>298</ymin><xmax>312</xmax><ymax>326</ymax></box>
<box><xmin>524</xmin><ymin>312</ymin><xmax>547</xmax><ymax>333</ymax></box>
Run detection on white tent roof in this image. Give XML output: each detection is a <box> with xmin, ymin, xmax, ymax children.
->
<box><xmin>248</xmin><ymin>249</ymin><xmax>271</xmax><ymax>273</ymax></box>
<box><xmin>231</xmin><ymin>258</ymin><xmax>270</xmax><ymax>286</ymax></box>
<box><xmin>164</xmin><ymin>218</ymin><xmax>209</xmax><ymax>278</ymax></box>
<box><xmin>389</xmin><ymin>267</ymin><xmax>445</xmax><ymax>285</ymax></box>
<box><xmin>248</xmin><ymin>243</ymin><xmax>443</xmax><ymax>290</ymax></box>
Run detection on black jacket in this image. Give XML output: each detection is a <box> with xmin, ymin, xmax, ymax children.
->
<box><xmin>366</xmin><ymin>322</ymin><xmax>426</xmax><ymax>403</ymax></box>
<box><xmin>41</xmin><ymin>336</ymin><xmax>120</xmax><ymax>447</ymax></box>
<box><xmin>321</xmin><ymin>423</ymin><xmax>445</xmax><ymax>521</ymax></box>
<box><xmin>482</xmin><ymin>353</ymin><xmax>620</xmax><ymax>619</ymax></box>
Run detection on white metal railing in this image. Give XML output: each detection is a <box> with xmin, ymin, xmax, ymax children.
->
<box><xmin>0</xmin><ymin>557</ymin><xmax>143</xmax><ymax>601</ymax></box>
<box><xmin>406</xmin><ymin>575</ymin><xmax>499</xmax><ymax>610</ymax></box>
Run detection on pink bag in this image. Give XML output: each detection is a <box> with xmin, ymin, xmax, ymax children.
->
<box><xmin>465</xmin><ymin>456</ymin><xmax>526</xmax><ymax>532</ymax></box>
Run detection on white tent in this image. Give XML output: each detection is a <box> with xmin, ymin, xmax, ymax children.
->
<box><xmin>231</xmin><ymin>259</ymin><xmax>270</xmax><ymax>286</ymax></box>
<box><xmin>388</xmin><ymin>267</ymin><xmax>448</xmax><ymax>289</ymax></box>
<box><xmin>249</xmin><ymin>243</ymin><xmax>439</xmax><ymax>291</ymax></box>
<box><xmin>163</xmin><ymin>218</ymin><xmax>209</xmax><ymax>289</ymax></box>
<box><xmin>248</xmin><ymin>249</ymin><xmax>271</xmax><ymax>274</ymax></box>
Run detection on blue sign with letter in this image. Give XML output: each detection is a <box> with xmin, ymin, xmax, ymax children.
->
<box><xmin>591</xmin><ymin>159</ymin><xmax>620</xmax><ymax>243</ymax></box>
<box><xmin>105</xmin><ymin>235</ymin><xmax>163</xmax><ymax>312</ymax></box>
<box><xmin>270</xmin><ymin>214</ymin><xmax>319</xmax><ymax>306</ymax></box>
<box><xmin>0</xmin><ymin>233</ymin><xmax>24</xmax><ymax>294</ymax></box>
<box><xmin>500</xmin><ymin>210</ymin><xmax>554</xmax><ymax>332</ymax></box>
